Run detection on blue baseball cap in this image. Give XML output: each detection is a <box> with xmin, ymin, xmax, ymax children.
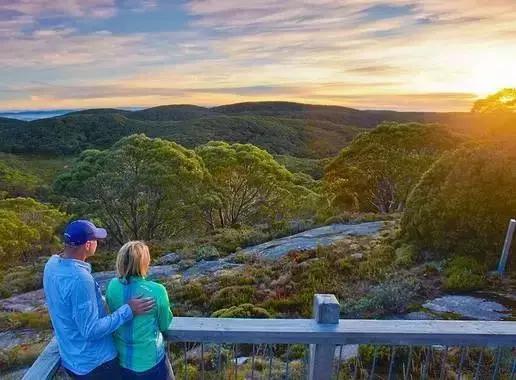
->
<box><xmin>63</xmin><ymin>220</ymin><xmax>107</xmax><ymax>246</ymax></box>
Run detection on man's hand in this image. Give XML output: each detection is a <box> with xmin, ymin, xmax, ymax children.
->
<box><xmin>128</xmin><ymin>297</ymin><xmax>155</xmax><ymax>316</ymax></box>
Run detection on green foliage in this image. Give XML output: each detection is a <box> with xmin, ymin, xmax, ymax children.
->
<box><xmin>0</xmin><ymin>311</ymin><xmax>51</xmax><ymax>331</ymax></box>
<box><xmin>402</xmin><ymin>139</ymin><xmax>516</xmax><ymax>266</ymax></box>
<box><xmin>0</xmin><ymin>264</ymin><xmax>44</xmax><ymax>297</ymax></box>
<box><xmin>0</xmin><ymin>161</ymin><xmax>39</xmax><ymax>198</ymax></box>
<box><xmin>471</xmin><ymin>88</ymin><xmax>516</xmax><ymax>113</ymax></box>
<box><xmin>274</xmin><ymin>155</ymin><xmax>328</xmax><ymax>179</ymax></box>
<box><xmin>196</xmin><ymin>141</ymin><xmax>314</xmax><ymax>228</ymax></box>
<box><xmin>210</xmin><ymin>285</ymin><xmax>256</xmax><ymax>310</ymax></box>
<box><xmin>171</xmin><ymin>281</ymin><xmax>208</xmax><ymax>309</ymax></box>
<box><xmin>195</xmin><ymin>245</ymin><xmax>220</xmax><ymax>261</ymax></box>
<box><xmin>443</xmin><ymin>256</ymin><xmax>486</xmax><ymax>292</ymax></box>
<box><xmin>174</xmin><ymin>362</ymin><xmax>199</xmax><ymax>379</ymax></box>
<box><xmin>0</xmin><ymin>153</ymin><xmax>70</xmax><ymax>188</ymax></box>
<box><xmin>323</xmin><ymin>211</ymin><xmax>400</xmax><ymax>225</ymax></box>
<box><xmin>0</xmin><ymin>110</ymin><xmax>361</xmax><ymax>158</ymax></box>
<box><xmin>395</xmin><ymin>243</ymin><xmax>417</xmax><ymax>267</ymax></box>
<box><xmin>54</xmin><ymin>134</ymin><xmax>208</xmax><ymax>243</ymax></box>
<box><xmin>358</xmin><ymin>345</ymin><xmax>391</xmax><ymax>365</ymax></box>
<box><xmin>324</xmin><ymin>122</ymin><xmax>459</xmax><ymax>213</ymax></box>
<box><xmin>0</xmin><ymin>341</ymin><xmax>48</xmax><ymax>373</ymax></box>
<box><xmin>357</xmin><ymin>244</ymin><xmax>395</xmax><ymax>281</ymax></box>
<box><xmin>210</xmin><ymin>226</ymin><xmax>268</xmax><ymax>253</ymax></box>
<box><xmin>211</xmin><ymin>303</ymin><xmax>271</xmax><ymax>318</ymax></box>
<box><xmin>341</xmin><ymin>276</ymin><xmax>421</xmax><ymax>317</ymax></box>
<box><xmin>0</xmin><ymin>198</ymin><xmax>65</xmax><ymax>266</ymax></box>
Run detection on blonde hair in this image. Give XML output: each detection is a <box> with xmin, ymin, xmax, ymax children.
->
<box><xmin>116</xmin><ymin>241</ymin><xmax>151</xmax><ymax>280</ymax></box>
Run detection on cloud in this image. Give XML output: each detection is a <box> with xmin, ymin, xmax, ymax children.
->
<box><xmin>1</xmin><ymin>0</ymin><xmax>515</xmax><ymax>111</ymax></box>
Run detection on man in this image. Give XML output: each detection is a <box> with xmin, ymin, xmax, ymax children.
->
<box><xmin>43</xmin><ymin>220</ymin><xmax>155</xmax><ymax>379</ymax></box>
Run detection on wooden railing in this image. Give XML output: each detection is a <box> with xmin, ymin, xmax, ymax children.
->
<box><xmin>23</xmin><ymin>294</ymin><xmax>516</xmax><ymax>379</ymax></box>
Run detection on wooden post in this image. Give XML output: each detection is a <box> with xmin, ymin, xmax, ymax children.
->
<box><xmin>497</xmin><ymin>219</ymin><xmax>516</xmax><ymax>274</ymax></box>
<box><xmin>309</xmin><ymin>294</ymin><xmax>340</xmax><ymax>380</ymax></box>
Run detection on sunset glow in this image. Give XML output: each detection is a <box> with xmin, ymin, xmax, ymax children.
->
<box><xmin>1</xmin><ymin>0</ymin><xmax>515</xmax><ymax>111</ymax></box>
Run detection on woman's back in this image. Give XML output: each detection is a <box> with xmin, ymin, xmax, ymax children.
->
<box><xmin>106</xmin><ymin>277</ymin><xmax>173</xmax><ymax>372</ymax></box>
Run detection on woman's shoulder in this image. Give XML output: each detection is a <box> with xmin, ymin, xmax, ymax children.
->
<box><xmin>141</xmin><ymin>279</ymin><xmax>167</xmax><ymax>295</ymax></box>
<box><xmin>106</xmin><ymin>277</ymin><xmax>122</xmax><ymax>292</ymax></box>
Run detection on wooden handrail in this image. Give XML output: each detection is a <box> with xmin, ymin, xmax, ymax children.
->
<box><xmin>22</xmin><ymin>291</ymin><xmax>516</xmax><ymax>380</ymax></box>
<box><xmin>165</xmin><ymin>317</ymin><xmax>516</xmax><ymax>346</ymax></box>
<box><xmin>23</xmin><ymin>318</ymin><xmax>516</xmax><ymax>379</ymax></box>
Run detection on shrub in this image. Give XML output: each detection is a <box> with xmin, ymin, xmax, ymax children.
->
<box><xmin>171</xmin><ymin>281</ymin><xmax>208</xmax><ymax>308</ymax></box>
<box><xmin>174</xmin><ymin>362</ymin><xmax>198</xmax><ymax>379</ymax></box>
<box><xmin>324</xmin><ymin>212</ymin><xmax>399</xmax><ymax>225</ymax></box>
<box><xmin>0</xmin><ymin>311</ymin><xmax>51</xmax><ymax>331</ymax></box>
<box><xmin>210</xmin><ymin>285</ymin><xmax>256</xmax><ymax>311</ymax></box>
<box><xmin>341</xmin><ymin>276</ymin><xmax>421</xmax><ymax>317</ymax></box>
<box><xmin>0</xmin><ymin>265</ymin><xmax>44</xmax><ymax>297</ymax></box>
<box><xmin>195</xmin><ymin>245</ymin><xmax>220</xmax><ymax>261</ymax></box>
<box><xmin>233</xmin><ymin>252</ymin><xmax>249</xmax><ymax>264</ymax></box>
<box><xmin>358</xmin><ymin>244</ymin><xmax>395</xmax><ymax>280</ymax></box>
<box><xmin>395</xmin><ymin>243</ymin><xmax>417</xmax><ymax>268</ymax></box>
<box><xmin>335</xmin><ymin>258</ymin><xmax>354</xmax><ymax>275</ymax></box>
<box><xmin>211</xmin><ymin>303</ymin><xmax>271</xmax><ymax>318</ymax></box>
<box><xmin>211</xmin><ymin>227</ymin><xmax>268</xmax><ymax>254</ymax></box>
<box><xmin>402</xmin><ymin>139</ymin><xmax>516</xmax><ymax>267</ymax></box>
<box><xmin>88</xmin><ymin>251</ymin><xmax>116</xmax><ymax>272</ymax></box>
<box><xmin>0</xmin><ymin>341</ymin><xmax>48</xmax><ymax>372</ymax></box>
<box><xmin>443</xmin><ymin>256</ymin><xmax>486</xmax><ymax>292</ymax></box>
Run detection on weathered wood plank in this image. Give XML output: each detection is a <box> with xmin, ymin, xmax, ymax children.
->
<box><xmin>22</xmin><ymin>337</ymin><xmax>60</xmax><ymax>380</ymax></box>
<box><xmin>165</xmin><ymin>318</ymin><xmax>516</xmax><ymax>346</ymax></box>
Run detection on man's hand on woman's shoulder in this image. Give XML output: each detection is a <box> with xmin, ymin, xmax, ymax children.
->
<box><xmin>128</xmin><ymin>296</ymin><xmax>155</xmax><ymax>315</ymax></box>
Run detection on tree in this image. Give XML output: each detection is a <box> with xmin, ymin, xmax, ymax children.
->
<box><xmin>471</xmin><ymin>88</ymin><xmax>516</xmax><ymax>113</ymax></box>
<box><xmin>54</xmin><ymin>134</ymin><xmax>208</xmax><ymax>243</ymax></box>
<box><xmin>401</xmin><ymin>139</ymin><xmax>516</xmax><ymax>266</ymax></box>
<box><xmin>324</xmin><ymin>123</ymin><xmax>459</xmax><ymax>213</ymax></box>
<box><xmin>196</xmin><ymin>141</ymin><xmax>312</xmax><ymax>229</ymax></box>
<box><xmin>0</xmin><ymin>197</ymin><xmax>66</xmax><ymax>265</ymax></box>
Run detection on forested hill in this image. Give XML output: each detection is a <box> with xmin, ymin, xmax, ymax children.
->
<box><xmin>0</xmin><ymin>101</ymin><xmax>513</xmax><ymax>157</ymax></box>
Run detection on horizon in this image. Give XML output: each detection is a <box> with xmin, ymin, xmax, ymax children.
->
<box><xmin>1</xmin><ymin>1</ymin><xmax>516</xmax><ymax>112</ymax></box>
<box><xmin>0</xmin><ymin>100</ymin><xmax>473</xmax><ymax>121</ymax></box>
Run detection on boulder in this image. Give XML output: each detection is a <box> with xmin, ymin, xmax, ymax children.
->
<box><xmin>156</xmin><ymin>252</ymin><xmax>181</xmax><ymax>265</ymax></box>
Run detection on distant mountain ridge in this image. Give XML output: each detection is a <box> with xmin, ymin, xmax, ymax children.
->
<box><xmin>0</xmin><ymin>101</ymin><xmax>512</xmax><ymax>158</ymax></box>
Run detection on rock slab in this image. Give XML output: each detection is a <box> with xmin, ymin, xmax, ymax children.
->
<box><xmin>423</xmin><ymin>295</ymin><xmax>510</xmax><ymax>321</ymax></box>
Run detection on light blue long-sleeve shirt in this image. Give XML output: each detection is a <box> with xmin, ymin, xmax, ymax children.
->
<box><xmin>43</xmin><ymin>255</ymin><xmax>133</xmax><ymax>375</ymax></box>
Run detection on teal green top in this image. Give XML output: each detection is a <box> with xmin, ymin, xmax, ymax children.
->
<box><xmin>106</xmin><ymin>277</ymin><xmax>173</xmax><ymax>372</ymax></box>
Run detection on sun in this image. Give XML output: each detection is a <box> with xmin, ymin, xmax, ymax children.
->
<box><xmin>468</xmin><ymin>53</ymin><xmax>516</xmax><ymax>97</ymax></box>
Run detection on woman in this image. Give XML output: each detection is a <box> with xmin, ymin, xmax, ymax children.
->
<box><xmin>106</xmin><ymin>241</ymin><xmax>173</xmax><ymax>380</ymax></box>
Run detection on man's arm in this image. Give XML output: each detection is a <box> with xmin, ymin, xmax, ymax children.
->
<box><xmin>71</xmin><ymin>277</ymin><xmax>133</xmax><ymax>341</ymax></box>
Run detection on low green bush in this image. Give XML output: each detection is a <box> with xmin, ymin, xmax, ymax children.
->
<box><xmin>395</xmin><ymin>243</ymin><xmax>417</xmax><ymax>268</ymax></box>
<box><xmin>173</xmin><ymin>362</ymin><xmax>199</xmax><ymax>379</ymax></box>
<box><xmin>341</xmin><ymin>276</ymin><xmax>421</xmax><ymax>318</ymax></box>
<box><xmin>0</xmin><ymin>311</ymin><xmax>51</xmax><ymax>331</ymax></box>
<box><xmin>195</xmin><ymin>245</ymin><xmax>220</xmax><ymax>261</ymax></box>
<box><xmin>0</xmin><ymin>265</ymin><xmax>43</xmax><ymax>298</ymax></box>
<box><xmin>210</xmin><ymin>285</ymin><xmax>256</xmax><ymax>311</ymax></box>
<box><xmin>335</xmin><ymin>258</ymin><xmax>354</xmax><ymax>275</ymax></box>
<box><xmin>211</xmin><ymin>227</ymin><xmax>268</xmax><ymax>254</ymax></box>
<box><xmin>443</xmin><ymin>256</ymin><xmax>486</xmax><ymax>292</ymax></box>
<box><xmin>0</xmin><ymin>341</ymin><xmax>48</xmax><ymax>372</ymax></box>
<box><xmin>211</xmin><ymin>303</ymin><xmax>271</xmax><ymax>318</ymax></box>
<box><xmin>358</xmin><ymin>244</ymin><xmax>395</xmax><ymax>280</ymax></box>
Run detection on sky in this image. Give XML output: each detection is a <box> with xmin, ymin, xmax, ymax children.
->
<box><xmin>1</xmin><ymin>0</ymin><xmax>515</xmax><ymax>112</ymax></box>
